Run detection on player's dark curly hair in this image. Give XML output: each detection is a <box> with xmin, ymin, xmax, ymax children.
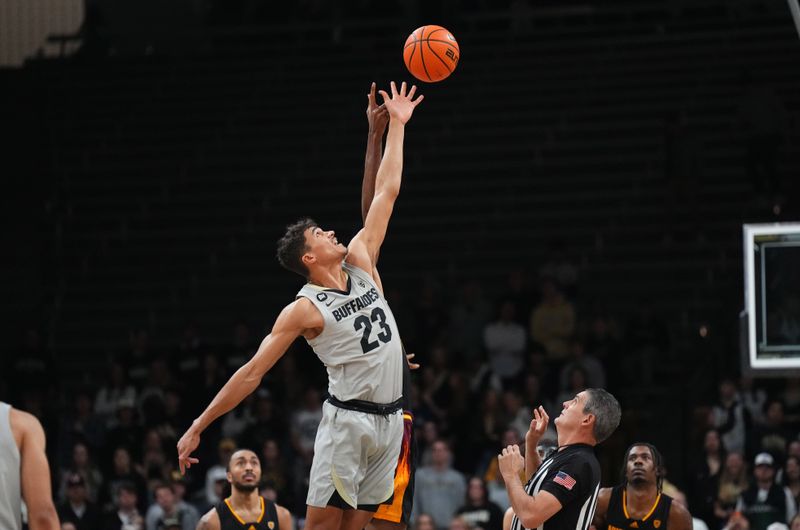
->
<box><xmin>620</xmin><ymin>442</ymin><xmax>665</xmax><ymax>492</ymax></box>
<box><xmin>276</xmin><ymin>218</ymin><xmax>317</xmax><ymax>278</ymax></box>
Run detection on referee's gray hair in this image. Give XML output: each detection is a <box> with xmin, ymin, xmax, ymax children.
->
<box><xmin>583</xmin><ymin>388</ymin><xmax>621</xmax><ymax>443</ymax></box>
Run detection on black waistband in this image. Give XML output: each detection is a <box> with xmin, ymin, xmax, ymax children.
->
<box><xmin>327</xmin><ymin>395</ymin><xmax>403</xmax><ymax>416</ymax></box>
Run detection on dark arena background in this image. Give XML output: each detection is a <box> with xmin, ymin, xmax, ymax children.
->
<box><xmin>2</xmin><ymin>0</ymin><xmax>800</xmax><ymax>529</ymax></box>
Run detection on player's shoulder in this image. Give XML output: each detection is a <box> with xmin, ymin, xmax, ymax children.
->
<box><xmin>198</xmin><ymin>507</ymin><xmax>221</xmax><ymax>530</ymax></box>
<box><xmin>666</xmin><ymin>495</ymin><xmax>692</xmax><ymax>527</ymax></box>
<box><xmin>8</xmin><ymin>407</ymin><xmax>45</xmax><ymax>442</ymax></box>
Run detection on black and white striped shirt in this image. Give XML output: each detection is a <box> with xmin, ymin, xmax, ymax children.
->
<box><xmin>510</xmin><ymin>443</ymin><xmax>600</xmax><ymax>530</ymax></box>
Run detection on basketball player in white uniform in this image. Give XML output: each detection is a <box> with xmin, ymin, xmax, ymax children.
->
<box><xmin>177</xmin><ymin>81</ymin><xmax>424</xmax><ymax>530</ymax></box>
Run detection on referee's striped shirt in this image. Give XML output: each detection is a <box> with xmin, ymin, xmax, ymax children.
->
<box><xmin>510</xmin><ymin>443</ymin><xmax>601</xmax><ymax>530</ymax></box>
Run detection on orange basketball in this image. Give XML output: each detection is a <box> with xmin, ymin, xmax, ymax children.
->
<box><xmin>403</xmin><ymin>25</ymin><xmax>460</xmax><ymax>83</ymax></box>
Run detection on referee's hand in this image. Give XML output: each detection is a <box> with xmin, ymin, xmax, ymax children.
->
<box><xmin>498</xmin><ymin>444</ymin><xmax>525</xmax><ymax>479</ymax></box>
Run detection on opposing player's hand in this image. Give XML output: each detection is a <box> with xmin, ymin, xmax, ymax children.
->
<box><xmin>176</xmin><ymin>428</ymin><xmax>201</xmax><ymax>475</ymax></box>
<box><xmin>498</xmin><ymin>444</ymin><xmax>525</xmax><ymax>478</ymax></box>
<box><xmin>406</xmin><ymin>353</ymin><xmax>420</xmax><ymax>370</ymax></box>
<box><xmin>379</xmin><ymin>81</ymin><xmax>424</xmax><ymax>125</ymax></box>
<box><xmin>367</xmin><ymin>82</ymin><xmax>389</xmax><ymax>134</ymax></box>
<box><xmin>526</xmin><ymin>406</ymin><xmax>549</xmax><ymax>445</ymax></box>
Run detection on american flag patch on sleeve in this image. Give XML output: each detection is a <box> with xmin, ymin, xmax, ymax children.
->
<box><xmin>553</xmin><ymin>471</ymin><xmax>576</xmax><ymax>490</ymax></box>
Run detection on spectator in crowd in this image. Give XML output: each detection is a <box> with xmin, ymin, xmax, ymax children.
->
<box><xmin>753</xmin><ymin>400</ymin><xmax>792</xmax><ymax>461</ymax></box>
<box><xmin>413</xmin><ymin>440</ymin><xmax>467</xmax><ymax>530</ymax></box>
<box><xmin>469</xmin><ymin>389</ymin><xmax>504</xmax><ymax>470</ymax></box>
<box><xmin>736</xmin><ymin>453</ymin><xmax>797</xmax><ymax>530</ymax></box>
<box><xmin>715</xmin><ymin>452</ymin><xmax>749</xmax><ymax>527</ymax></box>
<box><xmin>722</xmin><ymin>510</ymin><xmax>750</xmax><ymax>530</ymax></box>
<box><xmin>289</xmin><ymin>386</ymin><xmax>322</xmax><ymax>502</ymax></box>
<box><xmin>456</xmin><ymin>477</ymin><xmax>504</xmax><ymax>530</ymax></box>
<box><xmin>530</xmin><ymin>278</ymin><xmax>575</xmax><ymax>361</ymax></box>
<box><xmin>58</xmin><ymin>442</ymin><xmax>104</xmax><ymax>504</ymax></box>
<box><xmin>712</xmin><ymin>379</ymin><xmax>750</xmax><ymax>455</ymax></box>
<box><xmin>102</xmin><ymin>481</ymin><xmax>144</xmax><ymax>530</ymax></box>
<box><xmin>145</xmin><ymin>482</ymin><xmax>198</xmax><ymax>530</ymax></box>
<box><xmin>450</xmin><ymin>281</ymin><xmax>492</xmax><ymax>361</ymax></box>
<box><xmin>689</xmin><ymin>429</ymin><xmax>725</xmax><ymax>528</ymax></box>
<box><xmin>58</xmin><ymin>391</ymin><xmax>105</xmax><ymax>466</ymax></box>
<box><xmin>450</xmin><ymin>516</ymin><xmax>474</xmax><ymax>530</ymax></box>
<box><xmin>501</xmin><ymin>269</ymin><xmax>535</xmax><ymax>327</ymax></box>
<box><xmin>203</xmin><ymin>439</ymin><xmax>237</xmax><ymax>508</ymax></box>
<box><xmin>783</xmin><ymin>379</ymin><xmax>800</xmax><ymax>424</ymax></box>
<box><xmin>241</xmin><ymin>389</ymin><xmax>287</xmax><ymax>451</ymax></box>
<box><xmin>95</xmin><ymin>362</ymin><xmax>137</xmax><ymax>428</ymax></box>
<box><xmin>419</xmin><ymin>347</ymin><xmax>452</xmax><ymax>424</ymax></box>
<box><xmin>791</xmin><ymin>514</ymin><xmax>800</xmax><ymax>530</ymax></box>
<box><xmin>102</xmin><ymin>447</ymin><xmax>147</xmax><ymax>513</ymax></box>
<box><xmin>538</xmin><ymin>240</ymin><xmax>580</xmax><ymax>296</ymax></box>
<box><xmin>105</xmin><ymin>399</ymin><xmax>143</xmax><ymax>462</ymax></box>
<box><xmin>415</xmin><ymin>513</ymin><xmax>436</xmax><ymax>530</ymax></box>
<box><xmin>259</xmin><ymin>438</ymin><xmax>294</xmax><ymax>509</ymax></box>
<box><xmin>501</xmin><ymin>391</ymin><xmax>531</xmax><ymax>444</ymax></box>
<box><xmin>483</xmin><ymin>300</ymin><xmax>527</xmax><ymax>389</ymax></box>
<box><xmin>57</xmin><ymin>473</ymin><xmax>102</xmax><ymax>530</ymax></box>
<box><xmin>415</xmin><ymin>277</ymin><xmax>449</xmax><ymax>352</ymax></box>
<box><xmin>484</xmin><ymin>429</ymin><xmax>527</xmax><ymax>511</ymax></box>
<box><xmin>558</xmin><ymin>339</ymin><xmax>606</xmax><ymax>391</ymax></box>
<box><xmin>740</xmin><ymin>377</ymin><xmax>768</xmax><ymax>427</ymax></box>
<box><xmin>784</xmin><ymin>457</ymin><xmax>800</xmax><ymax>510</ymax></box>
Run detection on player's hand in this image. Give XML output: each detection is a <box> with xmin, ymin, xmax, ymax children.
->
<box><xmin>367</xmin><ymin>82</ymin><xmax>389</xmax><ymax>135</ymax></box>
<box><xmin>379</xmin><ymin>81</ymin><xmax>424</xmax><ymax>125</ymax></box>
<box><xmin>406</xmin><ymin>353</ymin><xmax>420</xmax><ymax>370</ymax></box>
<box><xmin>525</xmin><ymin>406</ymin><xmax>549</xmax><ymax>445</ymax></box>
<box><xmin>498</xmin><ymin>444</ymin><xmax>525</xmax><ymax>478</ymax></box>
<box><xmin>176</xmin><ymin>428</ymin><xmax>201</xmax><ymax>475</ymax></box>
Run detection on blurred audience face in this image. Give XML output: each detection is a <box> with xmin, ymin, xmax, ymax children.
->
<box><xmin>754</xmin><ymin>463</ymin><xmax>775</xmax><ymax>484</ymax></box>
<box><xmin>725</xmin><ymin>452</ymin><xmax>745</xmax><ymax>476</ymax></box>
<box><xmin>113</xmin><ymin>447</ymin><xmax>131</xmax><ymax>473</ymax></box>
<box><xmin>416</xmin><ymin>514</ymin><xmax>436</xmax><ymax>530</ymax></box>
<box><xmin>765</xmin><ymin>401</ymin><xmax>784</xmax><ymax>425</ymax></box>
<box><xmin>790</xmin><ymin>515</ymin><xmax>800</xmax><ymax>530</ymax></box>
<box><xmin>262</xmin><ymin>439</ymin><xmax>280</xmax><ymax>463</ymax></box>
<box><xmin>155</xmin><ymin>486</ymin><xmax>176</xmax><ymax>511</ymax></box>
<box><xmin>789</xmin><ymin>441</ymin><xmax>800</xmax><ymax>459</ymax></box>
<box><xmin>450</xmin><ymin>517</ymin><xmax>471</xmax><ymax>530</ymax></box>
<box><xmin>704</xmin><ymin>430</ymin><xmax>721</xmax><ymax>454</ymax></box>
<box><xmin>501</xmin><ymin>428</ymin><xmax>521</xmax><ymax>447</ymax></box>
<box><xmin>719</xmin><ymin>380</ymin><xmax>737</xmax><ymax>403</ymax></box>
<box><xmin>66</xmin><ymin>481</ymin><xmax>87</xmax><ymax>505</ymax></box>
<box><xmin>467</xmin><ymin>477</ymin><xmax>487</xmax><ymax>505</ymax></box>
<box><xmin>117</xmin><ymin>488</ymin><xmax>137</xmax><ymax>511</ymax></box>
<box><xmin>422</xmin><ymin>421</ymin><xmax>438</xmax><ymax>445</ymax></box>
<box><xmin>785</xmin><ymin>457</ymin><xmax>800</xmax><ymax>483</ymax></box>
<box><xmin>73</xmin><ymin>443</ymin><xmax>89</xmax><ymax>468</ymax></box>
<box><xmin>431</xmin><ymin>441</ymin><xmax>451</xmax><ymax>468</ymax></box>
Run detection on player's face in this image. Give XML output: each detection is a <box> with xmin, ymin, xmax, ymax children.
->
<box><xmin>626</xmin><ymin>445</ymin><xmax>657</xmax><ymax>485</ymax></box>
<box><xmin>228</xmin><ymin>450</ymin><xmax>261</xmax><ymax>493</ymax></box>
<box><xmin>304</xmin><ymin>226</ymin><xmax>347</xmax><ymax>265</ymax></box>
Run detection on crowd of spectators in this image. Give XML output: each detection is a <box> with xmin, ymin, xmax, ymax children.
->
<box><xmin>2</xmin><ymin>263</ymin><xmax>799</xmax><ymax>530</ymax></box>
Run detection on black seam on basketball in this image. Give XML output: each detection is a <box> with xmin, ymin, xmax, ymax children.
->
<box><xmin>408</xmin><ymin>38</ymin><xmax>457</xmax><ymax>48</ymax></box>
<box><xmin>427</xmin><ymin>28</ymin><xmax>447</xmax><ymax>40</ymax></box>
<box><xmin>419</xmin><ymin>42</ymin><xmax>432</xmax><ymax>82</ymax></box>
<box><xmin>425</xmin><ymin>38</ymin><xmax>453</xmax><ymax>74</ymax></box>
<box><xmin>405</xmin><ymin>39</ymin><xmax>417</xmax><ymax>73</ymax></box>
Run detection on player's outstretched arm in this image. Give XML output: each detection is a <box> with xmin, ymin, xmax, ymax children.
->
<box><xmin>177</xmin><ymin>299</ymin><xmax>317</xmax><ymax>474</ymax></box>
<box><xmin>499</xmin><ymin>444</ymin><xmax>562</xmax><ymax>529</ymax></box>
<box><xmin>349</xmin><ymin>81</ymin><xmax>423</xmax><ymax>271</ymax></box>
<box><xmin>13</xmin><ymin>409</ymin><xmax>60</xmax><ymax>530</ymax></box>
<box><xmin>362</xmin><ymin>82</ymin><xmax>389</xmax><ymax>224</ymax></box>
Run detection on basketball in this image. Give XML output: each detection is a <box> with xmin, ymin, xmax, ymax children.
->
<box><xmin>403</xmin><ymin>25</ymin><xmax>460</xmax><ymax>83</ymax></box>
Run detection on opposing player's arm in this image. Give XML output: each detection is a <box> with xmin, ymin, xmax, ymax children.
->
<box><xmin>12</xmin><ymin>409</ymin><xmax>60</xmax><ymax>530</ymax></box>
<box><xmin>277</xmin><ymin>505</ymin><xmax>294</xmax><ymax>530</ymax></box>
<box><xmin>499</xmin><ymin>445</ymin><xmax>563</xmax><ymax>529</ymax></box>
<box><xmin>349</xmin><ymin>81</ymin><xmax>423</xmax><ymax>272</ymax></box>
<box><xmin>197</xmin><ymin>508</ymin><xmax>220</xmax><ymax>530</ymax></box>
<box><xmin>668</xmin><ymin>498</ymin><xmax>694</xmax><ymax>530</ymax></box>
<box><xmin>591</xmin><ymin>488</ymin><xmax>612</xmax><ymax>529</ymax></box>
<box><xmin>178</xmin><ymin>298</ymin><xmax>320</xmax><ymax>473</ymax></box>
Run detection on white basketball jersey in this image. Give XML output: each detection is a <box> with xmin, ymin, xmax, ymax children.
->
<box><xmin>297</xmin><ymin>262</ymin><xmax>404</xmax><ymax>404</ymax></box>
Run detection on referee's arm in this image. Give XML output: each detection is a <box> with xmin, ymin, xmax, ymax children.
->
<box><xmin>500</xmin><ymin>445</ymin><xmax>563</xmax><ymax>529</ymax></box>
<box><xmin>525</xmin><ymin>406</ymin><xmax>549</xmax><ymax>479</ymax></box>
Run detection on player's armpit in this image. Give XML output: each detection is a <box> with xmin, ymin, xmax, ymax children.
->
<box><xmin>517</xmin><ymin>490</ymin><xmax>563</xmax><ymax>530</ymax></box>
<box><xmin>345</xmin><ymin>231</ymin><xmax>378</xmax><ymax>281</ymax></box>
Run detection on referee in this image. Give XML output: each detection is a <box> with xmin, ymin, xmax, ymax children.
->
<box><xmin>499</xmin><ymin>389</ymin><xmax>621</xmax><ymax>530</ymax></box>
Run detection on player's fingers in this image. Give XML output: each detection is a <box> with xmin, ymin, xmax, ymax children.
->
<box><xmin>179</xmin><ymin>458</ymin><xmax>186</xmax><ymax>475</ymax></box>
<box><xmin>400</xmin><ymin>81</ymin><xmax>407</xmax><ymax>96</ymax></box>
<box><xmin>378</xmin><ymin>90</ymin><xmax>389</xmax><ymax>103</ymax></box>
<box><xmin>408</xmin><ymin>85</ymin><xmax>417</xmax><ymax>99</ymax></box>
<box><xmin>390</xmin><ymin>81</ymin><xmax>398</xmax><ymax>96</ymax></box>
<box><xmin>412</xmin><ymin>94</ymin><xmax>425</xmax><ymax>107</ymax></box>
<box><xmin>368</xmin><ymin>82</ymin><xmax>376</xmax><ymax>105</ymax></box>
